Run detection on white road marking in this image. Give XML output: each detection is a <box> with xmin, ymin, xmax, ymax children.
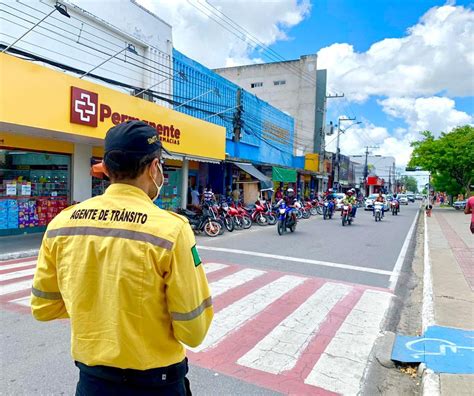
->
<box><xmin>203</xmin><ymin>263</ymin><xmax>228</xmax><ymax>273</ymax></box>
<box><xmin>0</xmin><ymin>268</ymin><xmax>36</xmax><ymax>282</ymax></box>
<box><xmin>0</xmin><ymin>279</ymin><xmax>32</xmax><ymax>296</ymax></box>
<box><xmin>304</xmin><ymin>289</ymin><xmax>393</xmax><ymax>395</ymax></box>
<box><xmin>11</xmin><ymin>295</ymin><xmax>31</xmax><ymax>307</ymax></box>
<box><xmin>192</xmin><ymin>275</ymin><xmax>306</xmax><ymax>352</ymax></box>
<box><xmin>0</xmin><ymin>261</ymin><xmax>37</xmax><ymax>271</ymax></box>
<box><xmin>210</xmin><ymin>269</ymin><xmax>266</xmax><ymax>297</ymax></box>
<box><xmin>389</xmin><ymin>209</ymin><xmax>420</xmax><ymax>290</ymax></box>
<box><xmin>422</xmin><ymin>212</ymin><xmax>435</xmax><ymax>332</ymax></box>
<box><xmin>198</xmin><ymin>246</ymin><xmax>392</xmax><ymax>276</ymax></box>
<box><xmin>237</xmin><ymin>282</ymin><xmax>352</xmax><ymax>374</ymax></box>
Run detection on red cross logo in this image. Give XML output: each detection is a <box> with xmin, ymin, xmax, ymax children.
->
<box><xmin>70</xmin><ymin>87</ymin><xmax>98</xmax><ymax>127</ymax></box>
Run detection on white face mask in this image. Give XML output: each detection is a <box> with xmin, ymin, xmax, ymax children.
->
<box><xmin>150</xmin><ymin>162</ymin><xmax>164</xmax><ymax>201</ymax></box>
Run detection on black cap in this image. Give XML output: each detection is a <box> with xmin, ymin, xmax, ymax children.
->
<box><xmin>104</xmin><ymin>120</ymin><xmax>170</xmax><ymax>157</ymax></box>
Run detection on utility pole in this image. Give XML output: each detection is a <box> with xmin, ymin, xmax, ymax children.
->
<box><xmin>363</xmin><ymin>145</ymin><xmax>379</xmax><ymax>196</ymax></box>
<box><xmin>233</xmin><ymin>88</ymin><xmax>242</xmax><ymax>158</ymax></box>
<box><xmin>334</xmin><ymin>116</ymin><xmax>356</xmax><ymax>192</ymax></box>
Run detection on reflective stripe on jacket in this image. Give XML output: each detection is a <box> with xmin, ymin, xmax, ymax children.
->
<box><xmin>31</xmin><ymin>183</ymin><xmax>213</xmax><ymax>370</ymax></box>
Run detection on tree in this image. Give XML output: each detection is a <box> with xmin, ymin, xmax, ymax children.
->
<box><xmin>409</xmin><ymin>125</ymin><xmax>474</xmax><ymax>195</ymax></box>
<box><xmin>400</xmin><ymin>175</ymin><xmax>418</xmax><ymax>193</ymax></box>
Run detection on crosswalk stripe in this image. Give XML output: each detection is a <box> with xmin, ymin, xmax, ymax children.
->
<box><xmin>237</xmin><ymin>282</ymin><xmax>352</xmax><ymax>374</ymax></box>
<box><xmin>0</xmin><ymin>262</ymin><xmax>37</xmax><ymax>271</ymax></box>
<box><xmin>304</xmin><ymin>289</ymin><xmax>392</xmax><ymax>395</ymax></box>
<box><xmin>11</xmin><ymin>295</ymin><xmax>31</xmax><ymax>307</ymax></box>
<box><xmin>192</xmin><ymin>275</ymin><xmax>306</xmax><ymax>353</ymax></box>
<box><xmin>0</xmin><ymin>268</ymin><xmax>36</xmax><ymax>282</ymax></box>
<box><xmin>203</xmin><ymin>263</ymin><xmax>228</xmax><ymax>273</ymax></box>
<box><xmin>0</xmin><ymin>279</ymin><xmax>33</xmax><ymax>296</ymax></box>
<box><xmin>210</xmin><ymin>269</ymin><xmax>266</xmax><ymax>297</ymax></box>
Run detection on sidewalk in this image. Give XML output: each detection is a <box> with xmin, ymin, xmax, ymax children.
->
<box><xmin>0</xmin><ymin>233</ymin><xmax>43</xmax><ymax>261</ymax></box>
<box><xmin>425</xmin><ymin>206</ymin><xmax>474</xmax><ymax>394</ymax></box>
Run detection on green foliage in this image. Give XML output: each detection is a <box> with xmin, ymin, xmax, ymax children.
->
<box><xmin>409</xmin><ymin>125</ymin><xmax>474</xmax><ymax>194</ymax></box>
<box><xmin>400</xmin><ymin>175</ymin><xmax>418</xmax><ymax>193</ymax></box>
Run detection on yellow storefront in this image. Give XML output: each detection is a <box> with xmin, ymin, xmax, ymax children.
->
<box><xmin>0</xmin><ymin>53</ymin><xmax>225</xmax><ymax>235</ymax></box>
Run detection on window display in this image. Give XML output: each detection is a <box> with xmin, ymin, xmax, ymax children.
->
<box><xmin>0</xmin><ymin>150</ymin><xmax>70</xmax><ymax>234</ymax></box>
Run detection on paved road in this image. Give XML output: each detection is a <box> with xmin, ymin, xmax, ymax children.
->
<box><xmin>0</xmin><ymin>203</ymin><xmax>420</xmax><ymax>395</ymax></box>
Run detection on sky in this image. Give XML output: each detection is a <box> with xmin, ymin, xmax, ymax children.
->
<box><xmin>137</xmin><ymin>0</ymin><xmax>474</xmax><ymax>183</ymax></box>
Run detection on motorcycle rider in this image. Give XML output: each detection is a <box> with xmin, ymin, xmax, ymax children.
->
<box><xmin>342</xmin><ymin>190</ymin><xmax>356</xmax><ymax>218</ymax></box>
<box><xmin>283</xmin><ymin>187</ymin><xmax>298</xmax><ymax>222</ymax></box>
<box><xmin>347</xmin><ymin>189</ymin><xmax>358</xmax><ymax>218</ymax></box>
<box><xmin>392</xmin><ymin>193</ymin><xmax>400</xmax><ymax>213</ymax></box>
<box><xmin>373</xmin><ymin>191</ymin><xmax>385</xmax><ymax>217</ymax></box>
<box><xmin>324</xmin><ymin>188</ymin><xmax>337</xmax><ymax>215</ymax></box>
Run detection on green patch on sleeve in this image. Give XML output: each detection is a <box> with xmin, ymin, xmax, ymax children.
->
<box><xmin>191</xmin><ymin>245</ymin><xmax>202</xmax><ymax>267</ymax></box>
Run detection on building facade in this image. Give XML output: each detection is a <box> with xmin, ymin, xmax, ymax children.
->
<box><xmin>0</xmin><ymin>1</ymin><xmax>228</xmax><ymax>235</ymax></box>
<box><xmin>350</xmin><ymin>155</ymin><xmax>396</xmax><ymax>195</ymax></box>
<box><xmin>214</xmin><ymin>55</ymin><xmax>321</xmax><ymax>156</ymax></box>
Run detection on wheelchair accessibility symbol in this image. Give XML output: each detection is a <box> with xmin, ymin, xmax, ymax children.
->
<box><xmin>392</xmin><ymin>326</ymin><xmax>474</xmax><ymax>374</ymax></box>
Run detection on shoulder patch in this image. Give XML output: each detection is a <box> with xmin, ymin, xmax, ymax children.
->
<box><xmin>191</xmin><ymin>245</ymin><xmax>202</xmax><ymax>267</ymax></box>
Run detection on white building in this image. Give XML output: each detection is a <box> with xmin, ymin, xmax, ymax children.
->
<box><xmin>214</xmin><ymin>55</ymin><xmax>322</xmax><ymax>156</ymax></box>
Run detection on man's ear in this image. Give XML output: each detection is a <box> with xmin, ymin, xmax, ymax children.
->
<box><xmin>101</xmin><ymin>160</ymin><xmax>110</xmax><ymax>177</ymax></box>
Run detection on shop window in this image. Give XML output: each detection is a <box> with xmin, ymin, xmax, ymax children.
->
<box><xmin>0</xmin><ymin>150</ymin><xmax>70</xmax><ymax>234</ymax></box>
<box><xmin>273</xmin><ymin>80</ymin><xmax>286</xmax><ymax>86</ymax></box>
<box><xmin>250</xmin><ymin>82</ymin><xmax>263</xmax><ymax>88</ymax></box>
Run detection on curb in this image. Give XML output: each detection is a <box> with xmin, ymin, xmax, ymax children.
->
<box><xmin>0</xmin><ymin>249</ymin><xmax>39</xmax><ymax>261</ymax></box>
<box><xmin>420</xmin><ymin>211</ymin><xmax>441</xmax><ymax>396</ymax></box>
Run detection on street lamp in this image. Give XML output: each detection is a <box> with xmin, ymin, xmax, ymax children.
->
<box><xmin>80</xmin><ymin>44</ymin><xmax>138</xmax><ymax>79</ymax></box>
<box><xmin>2</xmin><ymin>2</ymin><xmax>71</xmax><ymax>54</ymax></box>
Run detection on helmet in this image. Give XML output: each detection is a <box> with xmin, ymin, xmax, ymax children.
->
<box><xmin>350</xmin><ymin>188</ymin><xmax>356</xmax><ymax>193</ymax></box>
<box><xmin>347</xmin><ymin>190</ymin><xmax>353</xmax><ymax>195</ymax></box>
<box><xmin>328</xmin><ymin>188</ymin><xmax>333</xmax><ymax>193</ymax></box>
<box><xmin>287</xmin><ymin>188</ymin><xmax>294</xmax><ymax>195</ymax></box>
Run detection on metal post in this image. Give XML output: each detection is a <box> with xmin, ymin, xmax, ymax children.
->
<box><xmin>180</xmin><ymin>158</ymin><xmax>189</xmax><ymax>209</ymax></box>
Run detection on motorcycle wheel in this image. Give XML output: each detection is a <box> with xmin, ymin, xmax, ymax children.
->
<box><xmin>302</xmin><ymin>209</ymin><xmax>310</xmax><ymax>219</ymax></box>
<box><xmin>392</xmin><ymin>208</ymin><xmax>395</xmax><ymax>215</ymax></box>
<box><xmin>266</xmin><ymin>213</ymin><xmax>277</xmax><ymax>225</ymax></box>
<box><xmin>290</xmin><ymin>222</ymin><xmax>296</xmax><ymax>232</ymax></box>
<box><xmin>310</xmin><ymin>207</ymin><xmax>318</xmax><ymax>216</ymax></box>
<box><xmin>256</xmin><ymin>213</ymin><xmax>268</xmax><ymax>226</ymax></box>
<box><xmin>375</xmin><ymin>212</ymin><xmax>380</xmax><ymax>222</ymax></box>
<box><xmin>224</xmin><ymin>216</ymin><xmax>234</xmax><ymax>232</ymax></box>
<box><xmin>204</xmin><ymin>221</ymin><xmax>221</xmax><ymax>237</ymax></box>
<box><xmin>296</xmin><ymin>209</ymin><xmax>303</xmax><ymax>219</ymax></box>
<box><xmin>242</xmin><ymin>215</ymin><xmax>252</xmax><ymax>229</ymax></box>
<box><xmin>233</xmin><ymin>217</ymin><xmax>243</xmax><ymax>230</ymax></box>
<box><xmin>277</xmin><ymin>219</ymin><xmax>285</xmax><ymax>235</ymax></box>
<box><xmin>316</xmin><ymin>206</ymin><xmax>323</xmax><ymax>215</ymax></box>
<box><xmin>342</xmin><ymin>216</ymin><xmax>346</xmax><ymax>226</ymax></box>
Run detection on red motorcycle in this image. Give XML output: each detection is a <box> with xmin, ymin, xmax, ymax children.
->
<box><xmin>221</xmin><ymin>202</ymin><xmax>249</xmax><ymax>230</ymax></box>
<box><xmin>243</xmin><ymin>201</ymin><xmax>269</xmax><ymax>226</ymax></box>
<box><xmin>230</xmin><ymin>202</ymin><xmax>252</xmax><ymax>229</ymax></box>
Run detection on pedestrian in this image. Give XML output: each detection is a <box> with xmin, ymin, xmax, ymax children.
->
<box><xmin>191</xmin><ymin>186</ymin><xmax>200</xmax><ymax>208</ymax></box>
<box><xmin>232</xmin><ymin>185</ymin><xmax>240</xmax><ymax>205</ymax></box>
<box><xmin>425</xmin><ymin>200</ymin><xmax>433</xmax><ymax>217</ymax></box>
<box><xmin>464</xmin><ymin>195</ymin><xmax>474</xmax><ymax>234</ymax></box>
<box><xmin>31</xmin><ymin>120</ymin><xmax>213</xmax><ymax>395</ymax></box>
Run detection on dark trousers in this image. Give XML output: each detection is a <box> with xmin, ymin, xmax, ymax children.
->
<box><xmin>75</xmin><ymin>359</ymin><xmax>191</xmax><ymax>396</ymax></box>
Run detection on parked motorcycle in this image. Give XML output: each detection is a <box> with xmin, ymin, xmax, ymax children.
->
<box><xmin>245</xmin><ymin>201</ymin><xmax>269</xmax><ymax>226</ymax></box>
<box><xmin>276</xmin><ymin>200</ymin><xmax>297</xmax><ymax>235</ymax></box>
<box><xmin>341</xmin><ymin>204</ymin><xmax>353</xmax><ymax>226</ymax></box>
<box><xmin>177</xmin><ymin>208</ymin><xmax>221</xmax><ymax>237</ymax></box>
<box><xmin>221</xmin><ymin>202</ymin><xmax>246</xmax><ymax>230</ymax></box>
<box><xmin>374</xmin><ymin>202</ymin><xmax>384</xmax><ymax>222</ymax></box>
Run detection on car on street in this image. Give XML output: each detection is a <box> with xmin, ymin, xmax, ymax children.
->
<box><xmin>398</xmin><ymin>194</ymin><xmax>409</xmax><ymax>205</ymax></box>
<box><xmin>453</xmin><ymin>200</ymin><xmax>467</xmax><ymax>210</ymax></box>
<box><xmin>407</xmin><ymin>193</ymin><xmax>415</xmax><ymax>202</ymax></box>
<box><xmin>364</xmin><ymin>194</ymin><xmax>390</xmax><ymax>211</ymax></box>
<box><xmin>415</xmin><ymin>194</ymin><xmax>423</xmax><ymax>200</ymax></box>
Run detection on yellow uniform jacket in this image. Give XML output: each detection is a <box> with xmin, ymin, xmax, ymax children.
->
<box><xmin>31</xmin><ymin>183</ymin><xmax>213</xmax><ymax>370</ymax></box>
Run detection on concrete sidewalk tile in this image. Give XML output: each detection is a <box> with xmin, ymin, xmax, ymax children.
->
<box><xmin>440</xmin><ymin>374</ymin><xmax>474</xmax><ymax>396</ymax></box>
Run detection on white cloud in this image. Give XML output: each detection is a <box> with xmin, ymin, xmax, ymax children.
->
<box><xmin>318</xmin><ymin>5</ymin><xmax>474</xmax><ymax>101</ymax></box>
<box><xmin>136</xmin><ymin>0</ymin><xmax>311</xmax><ymax>68</ymax></box>
<box><xmin>379</xmin><ymin>96</ymin><xmax>473</xmax><ymax>136</ymax></box>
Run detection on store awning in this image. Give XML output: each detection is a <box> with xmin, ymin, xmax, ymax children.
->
<box><xmin>234</xmin><ymin>162</ymin><xmax>272</xmax><ymax>189</ymax></box>
<box><xmin>272</xmin><ymin>166</ymin><xmax>297</xmax><ymax>183</ymax></box>
<box><xmin>163</xmin><ymin>152</ymin><xmax>221</xmax><ymax>164</ymax></box>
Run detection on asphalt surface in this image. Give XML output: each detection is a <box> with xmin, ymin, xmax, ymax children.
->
<box><xmin>198</xmin><ymin>203</ymin><xmax>420</xmax><ymax>288</ymax></box>
<box><xmin>0</xmin><ymin>203</ymin><xmax>420</xmax><ymax>395</ymax></box>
